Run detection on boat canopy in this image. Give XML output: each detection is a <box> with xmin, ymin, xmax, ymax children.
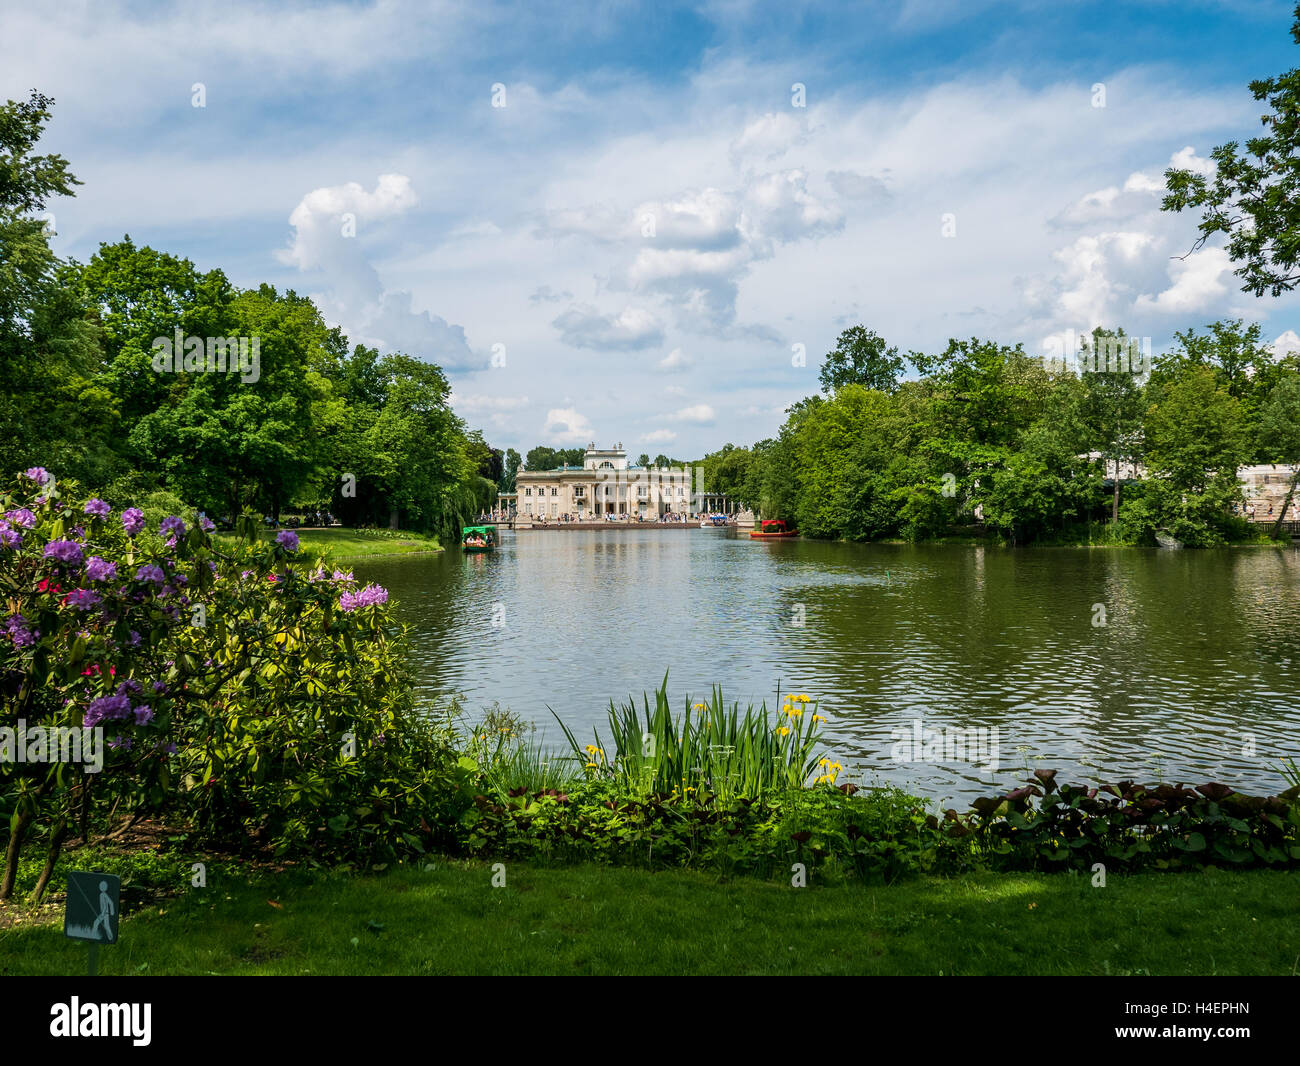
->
<box><xmin>462</xmin><ymin>525</ymin><xmax>494</xmax><ymax>537</ymax></box>
<box><xmin>760</xmin><ymin>519</ymin><xmax>789</xmax><ymax>531</ymax></box>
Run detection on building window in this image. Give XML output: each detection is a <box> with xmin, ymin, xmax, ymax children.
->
<box><xmin>551</xmin><ymin>487</ymin><xmax>557</xmax><ymax>496</ymax></box>
<box><xmin>525</xmin><ymin>502</ymin><xmax>532</xmax><ymax>514</ymax></box>
<box><xmin>551</xmin><ymin>502</ymin><xmax>558</xmax><ymax>516</ymax></box>
<box><xmin>525</xmin><ymin>487</ymin><xmax>532</xmax><ymax>496</ymax></box>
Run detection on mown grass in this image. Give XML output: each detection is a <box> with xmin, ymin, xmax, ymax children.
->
<box><xmin>215</xmin><ymin>527</ymin><xmax>442</xmax><ymax>562</ymax></box>
<box><xmin>3</xmin><ymin>857</ymin><xmax>1295</xmax><ymax>976</ymax></box>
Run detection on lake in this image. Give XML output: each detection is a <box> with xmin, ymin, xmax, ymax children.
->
<box><xmin>353</xmin><ymin>529</ymin><xmax>1300</xmax><ymax>805</ymax></box>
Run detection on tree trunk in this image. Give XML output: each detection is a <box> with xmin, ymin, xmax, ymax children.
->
<box><xmin>1270</xmin><ymin>470</ymin><xmax>1300</xmax><ymax>540</ymax></box>
<box><xmin>389</xmin><ymin>507</ymin><xmax>400</xmax><ymax>530</ymax></box>
<box><xmin>1112</xmin><ymin>457</ymin><xmax>1120</xmax><ymax>523</ymax></box>
<box><xmin>30</xmin><ymin>816</ymin><xmax>68</xmax><ymax>904</ymax></box>
<box><xmin>1</xmin><ymin>808</ymin><xmax>32</xmax><ymax>901</ymax></box>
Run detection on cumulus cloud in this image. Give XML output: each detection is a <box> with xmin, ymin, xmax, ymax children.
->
<box><xmin>543</xmin><ymin>407</ymin><xmax>595</xmax><ymax>444</ymax></box>
<box><xmin>1052</xmin><ymin>148</ymin><xmax>1211</xmax><ymax>228</ymax></box>
<box><xmin>667</xmin><ymin>403</ymin><xmax>716</xmax><ymax>423</ymax></box>
<box><xmin>279</xmin><ymin>174</ymin><xmax>484</xmax><ymax>370</ymax></box>
<box><xmin>1271</xmin><ymin>330</ymin><xmax>1300</xmax><ymax>360</ymax></box>
<box><xmin>643</xmin><ymin>428</ymin><xmax>678</xmax><ymax>442</ymax></box>
<box><xmin>729</xmin><ymin>111</ymin><xmax>809</xmax><ymax>164</ymax></box>
<box><xmin>657</xmin><ymin>347</ymin><xmax>692</xmax><ymax>371</ymax></box>
<box><xmin>552</xmin><ymin>304</ymin><xmax>665</xmax><ymax>350</ymax></box>
<box><xmin>619</xmin><ymin>170</ymin><xmax>842</xmax><ymax>333</ymax></box>
<box><xmin>1135</xmin><ymin>247</ymin><xmax>1233</xmax><ymax>314</ymax></box>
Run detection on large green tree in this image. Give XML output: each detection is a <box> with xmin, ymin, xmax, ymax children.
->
<box><xmin>1163</xmin><ymin>5</ymin><xmax>1300</xmax><ymax>296</ymax></box>
<box><xmin>0</xmin><ymin>92</ymin><xmax>108</xmax><ymax>484</ymax></box>
<box><xmin>818</xmin><ymin>327</ymin><xmax>907</xmax><ymax>394</ymax></box>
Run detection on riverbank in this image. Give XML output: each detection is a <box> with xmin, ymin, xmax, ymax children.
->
<box><xmin>217</xmin><ymin>527</ymin><xmax>443</xmax><ymax>561</ymax></box>
<box><xmin>5</xmin><ymin>856</ymin><xmax>1295</xmax><ymax>976</ymax></box>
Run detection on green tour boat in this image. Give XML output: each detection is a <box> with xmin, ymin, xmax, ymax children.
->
<box><xmin>462</xmin><ymin>525</ymin><xmax>496</xmax><ymax>552</ymax></box>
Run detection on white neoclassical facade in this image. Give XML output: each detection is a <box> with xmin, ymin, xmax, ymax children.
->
<box><xmin>514</xmin><ymin>443</ymin><xmax>697</xmax><ymax>522</ymax></box>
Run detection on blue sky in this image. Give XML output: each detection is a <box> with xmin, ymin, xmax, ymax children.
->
<box><xmin>4</xmin><ymin>0</ymin><xmax>1299</xmax><ymax>458</ymax></box>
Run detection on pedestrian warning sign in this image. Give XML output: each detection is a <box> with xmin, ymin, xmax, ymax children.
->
<box><xmin>65</xmin><ymin>872</ymin><xmax>120</xmax><ymax>944</ymax></box>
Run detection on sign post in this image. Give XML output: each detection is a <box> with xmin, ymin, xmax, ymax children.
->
<box><xmin>64</xmin><ymin>871</ymin><xmax>120</xmax><ymax>975</ymax></box>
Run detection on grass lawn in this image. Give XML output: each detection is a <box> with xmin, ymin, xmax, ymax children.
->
<box><xmin>3</xmin><ymin>858</ymin><xmax>1295</xmax><ymax>976</ymax></box>
<box><xmin>216</xmin><ymin>527</ymin><xmax>442</xmax><ymax>561</ymax></box>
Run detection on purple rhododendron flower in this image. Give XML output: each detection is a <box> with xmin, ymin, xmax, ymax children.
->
<box><xmin>5</xmin><ymin>615</ymin><xmax>35</xmax><ymax>648</ymax></box>
<box><xmin>339</xmin><ymin>583</ymin><xmax>389</xmax><ymax>612</ymax></box>
<box><xmin>6</xmin><ymin>508</ymin><xmax>36</xmax><ymax>529</ymax></box>
<box><xmin>66</xmin><ymin>588</ymin><xmax>101</xmax><ymax>611</ymax></box>
<box><xmin>152</xmin><ymin>680</ymin><xmax>166</xmax><ymax>692</ymax></box>
<box><xmin>331</xmin><ymin>569</ymin><xmax>354</xmax><ymax>583</ymax></box>
<box><xmin>129</xmin><ymin>630</ymin><xmax>142</xmax><ymax>648</ymax></box>
<box><xmin>0</xmin><ymin>526</ymin><xmax>20</xmax><ymax>549</ymax></box>
<box><xmin>275</xmin><ymin>529</ymin><xmax>300</xmax><ymax>552</ymax></box>
<box><xmin>199</xmin><ymin>516</ymin><xmax>215</xmax><ymax>532</ymax></box>
<box><xmin>116</xmin><ymin>679</ymin><xmax>143</xmax><ymax>697</ymax></box>
<box><xmin>107</xmin><ymin>735</ymin><xmax>132</xmax><ymax>751</ymax></box>
<box><xmin>83</xmin><ymin>498</ymin><xmax>111</xmax><ymax>518</ymax></box>
<box><xmin>43</xmin><ymin>540</ymin><xmax>83</xmax><ymax>566</ymax></box>
<box><xmin>122</xmin><ymin>507</ymin><xmax>146</xmax><ymax>536</ymax></box>
<box><xmin>133</xmin><ymin>704</ymin><xmax>154</xmax><ymax>725</ymax></box>
<box><xmin>84</xmin><ymin>694</ymin><xmax>132</xmax><ymax>727</ymax></box>
<box><xmin>160</xmin><ymin>515</ymin><xmax>186</xmax><ymax>541</ymax></box>
<box><xmin>85</xmin><ymin>556</ymin><xmax>117</xmax><ymax>581</ymax></box>
<box><xmin>135</xmin><ymin>564</ymin><xmax>166</xmax><ymax>586</ymax></box>
<box><xmin>23</xmin><ymin>467</ymin><xmax>50</xmax><ymax>485</ymax></box>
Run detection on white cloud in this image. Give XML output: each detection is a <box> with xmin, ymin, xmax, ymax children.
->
<box><xmin>543</xmin><ymin>407</ymin><xmax>595</xmax><ymax>445</ymax></box>
<box><xmin>643</xmin><ymin>428</ymin><xmax>678</xmax><ymax>442</ymax></box>
<box><xmin>657</xmin><ymin>347</ymin><xmax>692</xmax><ymax>371</ymax></box>
<box><xmin>552</xmin><ymin>305</ymin><xmax>665</xmax><ymax>350</ymax></box>
<box><xmin>1271</xmin><ymin>330</ymin><xmax>1300</xmax><ymax>360</ymax></box>
<box><xmin>668</xmin><ymin>403</ymin><xmax>716</xmax><ymax>423</ymax></box>
<box><xmin>729</xmin><ymin>111</ymin><xmax>808</xmax><ymax>164</ymax></box>
<box><xmin>279</xmin><ymin>174</ymin><xmax>484</xmax><ymax>370</ymax></box>
<box><xmin>1135</xmin><ymin>247</ymin><xmax>1233</xmax><ymax>314</ymax></box>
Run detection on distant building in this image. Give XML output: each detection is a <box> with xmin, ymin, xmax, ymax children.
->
<box><xmin>514</xmin><ymin>443</ymin><xmax>696</xmax><ymax>522</ymax></box>
<box><xmin>1239</xmin><ymin>463</ymin><xmax>1300</xmax><ymax>518</ymax></box>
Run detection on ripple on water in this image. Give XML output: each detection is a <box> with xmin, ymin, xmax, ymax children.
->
<box><xmin>354</xmin><ymin>535</ymin><xmax>1300</xmax><ymax>802</ymax></box>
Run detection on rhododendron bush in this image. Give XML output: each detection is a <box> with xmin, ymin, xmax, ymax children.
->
<box><xmin>0</xmin><ymin>470</ymin><xmax>459</xmax><ymax>901</ymax></box>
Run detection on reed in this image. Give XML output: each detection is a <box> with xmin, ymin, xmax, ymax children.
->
<box><xmin>551</xmin><ymin>674</ymin><xmax>829</xmax><ymax>801</ymax></box>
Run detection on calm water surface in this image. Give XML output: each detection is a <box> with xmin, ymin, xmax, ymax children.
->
<box><xmin>354</xmin><ymin>530</ymin><xmax>1300</xmax><ymax>804</ymax></box>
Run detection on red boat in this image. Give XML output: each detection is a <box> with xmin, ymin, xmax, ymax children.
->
<box><xmin>749</xmin><ymin>519</ymin><xmax>798</xmax><ymax>539</ymax></box>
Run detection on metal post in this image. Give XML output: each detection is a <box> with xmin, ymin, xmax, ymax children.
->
<box><xmin>87</xmin><ymin>941</ymin><xmax>99</xmax><ymax>976</ymax></box>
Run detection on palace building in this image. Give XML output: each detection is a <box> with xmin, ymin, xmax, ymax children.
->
<box><xmin>513</xmin><ymin>443</ymin><xmax>696</xmax><ymax>522</ymax></box>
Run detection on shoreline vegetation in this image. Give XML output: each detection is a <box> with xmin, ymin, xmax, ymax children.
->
<box><xmin>219</xmin><ymin>527</ymin><xmax>444</xmax><ymax>561</ymax></box>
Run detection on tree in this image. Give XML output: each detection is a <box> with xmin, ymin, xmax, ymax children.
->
<box><xmin>525</xmin><ymin>446</ymin><xmax>559</xmax><ymax>471</ymax></box>
<box><xmin>1077</xmin><ymin>329</ymin><xmax>1147</xmax><ymax>522</ymax></box>
<box><xmin>636</xmin><ymin>452</ymin><xmax>650</xmax><ymax>468</ymax></box>
<box><xmin>819</xmin><ymin>326</ymin><xmax>906</xmax><ymax>393</ymax></box>
<box><xmin>1258</xmin><ymin>373</ymin><xmax>1300</xmax><ymax>537</ymax></box>
<box><xmin>0</xmin><ymin>92</ymin><xmax>106</xmax><ymax>486</ymax></box>
<box><xmin>1163</xmin><ymin>5</ymin><xmax>1300</xmax><ymax>296</ymax></box>
<box><xmin>1142</xmin><ymin>367</ymin><xmax>1250</xmax><ymax>545</ymax></box>
<box><xmin>500</xmin><ymin>448</ymin><xmax>521</xmax><ymax>493</ymax></box>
